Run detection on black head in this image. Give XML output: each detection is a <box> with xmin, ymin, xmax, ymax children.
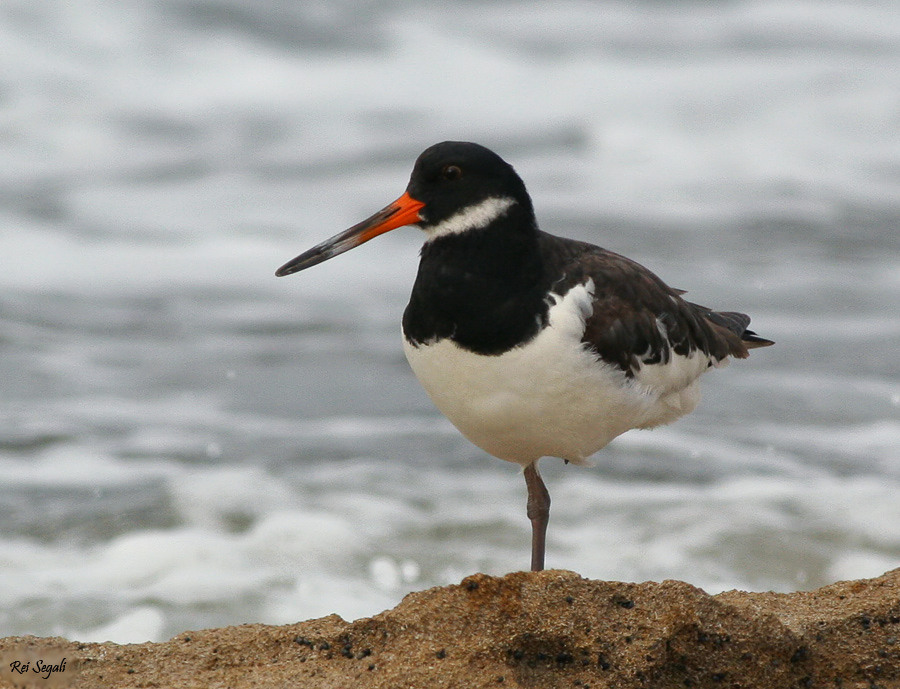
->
<box><xmin>275</xmin><ymin>141</ymin><xmax>534</xmax><ymax>276</ymax></box>
<box><xmin>405</xmin><ymin>141</ymin><xmax>533</xmax><ymax>234</ymax></box>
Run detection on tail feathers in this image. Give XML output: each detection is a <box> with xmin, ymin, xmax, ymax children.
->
<box><xmin>707</xmin><ymin>310</ymin><xmax>774</xmax><ymax>350</ymax></box>
<box><xmin>741</xmin><ymin>329</ymin><xmax>775</xmax><ymax>349</ymax></box>
<box><xmin>706</xmin><ymin>310</ymin><xmax>750</xmax><ymax>335</ymax></box>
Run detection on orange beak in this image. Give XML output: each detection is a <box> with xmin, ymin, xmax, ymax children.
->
<box><xmin>275</xmin><ymin>192</ymin><xmax>425</xmax><ymax>277</ymax></box>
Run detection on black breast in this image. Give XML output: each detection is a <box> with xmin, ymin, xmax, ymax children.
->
<box><xmin>403</xmin><ymin>227</ymin><xmax>769</xmax><ymax>370</ymax></box>
<box><xmin>402</xmin><ymin>221</ymin><xmax>551</xmax><ymax>356</ymax></box>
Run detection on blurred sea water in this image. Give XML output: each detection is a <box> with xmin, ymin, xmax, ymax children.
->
<box><xmin>0</xmin><ymin>0</ymin><xmax>898</xmax><ymax>643</ymax></box>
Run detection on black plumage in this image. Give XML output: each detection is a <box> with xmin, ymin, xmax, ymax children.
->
<box><xmin>277</xmin><ymin>140</ymin><xmax>773</xmax><ymax>572</ymax></box>
<box><xmin>402</xmin><ymin>168</ymin><xmax>772</xmax><ymax>375</ymax></box>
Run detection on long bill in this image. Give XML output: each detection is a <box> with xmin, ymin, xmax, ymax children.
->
<box><xmin>275</xmin><ymin>191</ymin><xmax>425</xmax><ymax>277</ymax></box>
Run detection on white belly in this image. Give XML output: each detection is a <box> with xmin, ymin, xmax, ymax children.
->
<box><xmin>402</xmin><ymin>283</ymin><xmax>713</xmax><ymax>466</ymax></box>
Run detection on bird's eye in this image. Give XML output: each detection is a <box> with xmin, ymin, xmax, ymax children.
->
<box><xmin>441</xmin><ymin>164</ymin><xmax>463</xmax><ymax>181</ymax></box>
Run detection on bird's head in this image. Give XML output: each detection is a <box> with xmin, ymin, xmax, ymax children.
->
<box><xmin>275</xmin><ymin>141</ymin><xmax>532</xmax><ymax>277</ymax></box>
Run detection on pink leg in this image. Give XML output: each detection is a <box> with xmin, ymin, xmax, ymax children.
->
<box><xmin>523</xmin><ymin>461</ymin><xmax>551</xmax><ymax>571</ymax></box>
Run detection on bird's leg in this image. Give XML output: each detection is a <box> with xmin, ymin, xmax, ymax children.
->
<box><xmin>523</xmin><ymin>461</ymin><xmax>551</xmax><ymax>572</ymax></box>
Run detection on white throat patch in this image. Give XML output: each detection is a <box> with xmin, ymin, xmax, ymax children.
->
<box><xmin>422</xmin><ymin>196</ymin><xmax>516</xmax><ymax>241</ymax></box>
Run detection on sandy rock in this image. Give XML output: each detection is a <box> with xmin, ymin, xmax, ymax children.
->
<box><xmin>1</xmin><ymin>568</ymin><xmax>898</xmax><ymax>689</ymax></box>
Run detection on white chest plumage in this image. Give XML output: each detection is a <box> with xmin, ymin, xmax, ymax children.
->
<box><xmin>402</xmin><ymin>281</ymin><xmax>718</xmax><ymax>466</ymax></box>
<box><xmin>275</xmin><ymin>140</ymin><xmax>771</xmax><ymax>573</ymax></box>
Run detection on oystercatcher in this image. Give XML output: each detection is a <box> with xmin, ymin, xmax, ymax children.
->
<box><xmin>276</xmin><ymin>141</ymin><xmax>773</xmax><ymax>572</ymax></box>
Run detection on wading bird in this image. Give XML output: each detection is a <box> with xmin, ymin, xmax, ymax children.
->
<box><xmin>276</xmin><ymin>141</ymin><xmax>773</xmax><ymax>572</ymax></box>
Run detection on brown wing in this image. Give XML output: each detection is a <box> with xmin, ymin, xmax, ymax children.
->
<box><xmin>537</xmin><ymin>232</ymin><xmax>772</xmax><ymax>377</ymax></box>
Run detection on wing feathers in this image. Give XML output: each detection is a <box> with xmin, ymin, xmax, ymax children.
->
<box><xmin>537</xmin><ymin>232</ymin><xmax>772</xmax><ymax>376</ymax></box>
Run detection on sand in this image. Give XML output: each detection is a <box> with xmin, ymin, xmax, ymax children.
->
<box><xmin>1</xmin><ymin>568</ymin><xmax>898</xmax><ymax>689</ymax></box>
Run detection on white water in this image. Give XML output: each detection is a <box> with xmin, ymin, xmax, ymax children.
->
<box><xmin>1</xmin><ymin>0</ymin><xmax>898</xmax><ymax>643</ymax></box>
